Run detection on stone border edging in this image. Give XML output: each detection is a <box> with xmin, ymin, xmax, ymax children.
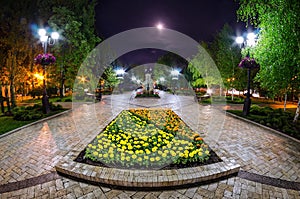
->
<box><xmin>238</xmin><ymin>170</ymin><xmax>300</xmax><ymax>191</ymax></box>
<box><xmin>0</xmin><ymin>172</ymin><xmax>61</xmax><ymax>194</ymax></box>
<box><xmin>225</xmin><ymin>111</ymin><xmax>300</xmax><ymax>144</ymax></box>
<box><xmin>55</xmin><ymin>150</ymin><xmax>240</xmax><ymax>188</ymax></box>
<box><xmin>0</xmin><ymin>109</ymin><xmax>72</xmax><ymax>139</ymax></box>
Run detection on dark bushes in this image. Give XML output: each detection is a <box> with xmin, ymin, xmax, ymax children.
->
<box><xmin>12</xmin><ymin>103</ymin><xmax>64</xmax><ymax>121</ymax></box>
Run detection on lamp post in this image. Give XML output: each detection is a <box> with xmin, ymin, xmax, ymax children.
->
<box><xmin>236</xmin><ymin>32</ymin><xmax>259</xmax><ymax>116</ymax></box>
<box><xmin>37</xmin><ymin>28</ymin><xmax>59</xmax><ymax>114</ymax></box>
<box><xmin>227</xmin><ymin>77</ymin><xmax>235</xmax><ymax>101</ymax></box>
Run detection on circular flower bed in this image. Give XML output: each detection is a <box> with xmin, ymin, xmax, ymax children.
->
<box><xmin>84</xmin><ymin>109</ymin><xmax>211</xmax><ymax>169</ymax></box>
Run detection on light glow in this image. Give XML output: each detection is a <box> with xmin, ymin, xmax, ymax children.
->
<box><xmin>235</xmin><ymin>36</ymin><xmax>244</xmax><ymax>44</ymax></box>
<box><xmin>247</xmin><ymin>32</ymin><xmax>257</xmax><ymax>46</ymax></box>
<box><xmin>116</xmin><ymin>69</ymin><xmax>125</xmax><ymax>75</ymax></box>
<box><xmin>156</xmin><ymin>23</ymin><xmax>164</xmax><ymax>30</ymax></box>
<box><xmin>38</xmin><ymin>28</ymin><xmax>46</xmax><ymax>37</ymax></box>
<box><xmin>34</xmin><ymin>73</ymin><xmax>44</xmax><ymax>80</ymax></box>
<box><xmin>40</xmin><ymin>35</ymin><xmax>48</xmax><ymax>42</ymax></box>
<box><xmin>51</xmin><ymin>32</ymin><xmax>59</xmax><ymax>40</ymax></box>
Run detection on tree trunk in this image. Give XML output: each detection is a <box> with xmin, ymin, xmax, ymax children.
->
<box><xmin>294</xmin><ymin>98</ymin><xmax>300</xmax><ymax>123</ymax></box>
<box><xmin>284</xmin><ymin>93</ymin><xmax>287</xmax><ymax>111</ymax></box>
<box><xmin>10</xmin><ymin>78</ymin><xmax>16</xmax><ymax>108</ymax></box>
<box><xmin>5</xmin><ymin>85</ymin><xmax>11</xmax><ymax>113</ymax></box>
<box><xmin>0</xmin><ymin>85</ymin><xmax>4</xmax><ymax>113</ymax></box>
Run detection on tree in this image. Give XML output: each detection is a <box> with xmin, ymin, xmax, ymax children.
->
<box><xmin>101</xmin><ymin>67</ymin><xmax>120</xmax><ymax>91</ymax></box>
<box><xmin>237</xmin><ymin>0</ymin><xmax>300</xmax><ymax>119</ymax></box>
<box><xmin>48</xmin><ymin>0</ymin><xmax>101</xmax><ymax>91</ymax></box>
<box><xmin>188</xmin><ymin>43</ymin><xmax>223</xmax><ymax>93</ymax></box>
<box><xmin>210</xmin><ymin>24</ymin><xmax>247</xmax><ymax>98</ymax></box>
<box><xmin>0</xmin><ymin>0</ymin><xmax>39</xmax><ymax>109</ymax></box>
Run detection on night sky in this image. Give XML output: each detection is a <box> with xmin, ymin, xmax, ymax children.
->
<box><xmin>95</xmin><ymin>0</ymin><xmax>246</xmax><ymax>66</ymax></box>
<box><xmin>95</xmin><ymin>0</ymin><xmax>244</xmax><ymax>42</ymax></box>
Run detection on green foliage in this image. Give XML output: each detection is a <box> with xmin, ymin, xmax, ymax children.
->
<box><xmin>210</xmin><ymin>24</ymin><xmax>247</xmax><ymax>91</ymax></box>
<box><xmin>12</xmin><ymin>103</ymin><xmax>64</xmax><ymax>121</ymax></box>
<box><xmin>101</xmin><ymin>67</ymin><xmax>120</xmax><ymax>90</ymax></box>
<box><xmin>0</xmin><ymin>116</ymin><xmax>32</xmax><ymax>135</ymax></box>
<box><xmin>48</xmin><ymin>0</ymin><xmax>101</xmax><ymax>89</ymax></box>
<box><xmin>229</xmin><ymin>105</ymin><xmax>300</xmax><ymax>139</ymax></box>
<box><xmin>237</xmin><ymin>0</ymin><xmax>300</xmax><ymax>98</ymax></box>
<box><xmin>188</xmin><ymin>43</ymin><xmax>221</xmax><ymax>89</ymax></box>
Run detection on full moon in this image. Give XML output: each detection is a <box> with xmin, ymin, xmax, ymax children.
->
<box><xmin>156</xmin><ymin>23</ymin><xmax>164</xmax><ymax>30</ymax></box>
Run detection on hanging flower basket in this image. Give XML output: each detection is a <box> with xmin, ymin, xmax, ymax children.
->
<box><xmin>34</xmin><ymin>53</ymin><xmax>56</xmax><ymax>65</ymax></box>
<box><xmin>238</xmin><ymin>57</ymin><xmax>260</xmax><ymax>69</ymax></box>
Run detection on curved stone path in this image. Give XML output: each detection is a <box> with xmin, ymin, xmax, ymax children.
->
<box><xmin>0</xmin><ymin>93</ymin><xmax>300</xmax><ymax>198</ymax></box>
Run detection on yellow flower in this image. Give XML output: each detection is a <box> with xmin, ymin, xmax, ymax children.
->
<box><xmin>132</xmin><ymin>154</ymin><xmax>137</xmax><ymax>159</ymax></box>
<box><xmin>146</xmin><ymin>149</ymin><xmax>151</xmax><ymax>155</ymax></box>
<box><xmin>150</xmin><ymin>157</ymin><xmax>155</xmax><ymax>162</ymax></box>
<box><xmin>138</xmin><ymin>157</ymin><xmax>143</xmax><ymax>162</ymax></box>
<box><xmin>144</xmin><ymin>156</ymin><xmax>149</xmax><ymax>160</ymax></box>
<box><xmin>198</xmin><ymin>152</ymin><xmax>203</xmax><ymax>156</ymax></box>
<box><xmin>189</xmin><ymin>152</ymin><xmax>194</xmax><ymax>158</ymax></box>
<box><xmin>205</xmin><ymin>150</ymin><xmax>210</xmax><ymax>155</ymax></box>
<box><xmin>103</xmin><ymin>154</ymin><xmax>108</xmax><ymax>158</ymax></box>
<box><xmin>170</xmin><ymin>151</ymin><xmax>176</xmax><ymax>157</ymax></box>
<box><xmin>162</xmin><ymin>153</ymin><xmax>167</xmax><ymax>158</ymax></box>
<box><xmin>98</xmin><ymin>154</ymin><xmax>103</xmax><ymax>158</ymax></box>
<box><xmin>93</xmin><ymin>151</ymin><xmax>98</xmax><ymax>156</ymax></box>
<box><xmin>155</xmin><ymin>157</ymin><xmax>160</xmax><ymax>161</ymax></box>
<box><xmin>126</xmin><ymin>156</ymin><xmax>130</xmax><ymax>161</ymax></box>
<box><xmin>143</xmin><ymin>143</ymin><xmax>149</xmax><ymax>147</ymax></box>
<box><xmin>110</xmin><ymin>154</ymin><xmax>114</xmax><ymax>158</ymax></box>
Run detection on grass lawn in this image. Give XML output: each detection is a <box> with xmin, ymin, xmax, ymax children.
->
<box><xmin>0</xmin><ymin>109</ymin><xmax>68</xmax><ymax>136</ymax></box>
<box><xmin>0</xmin><ymin>116</ymin><xmax>32</xmax><ymax>135</ymax></box>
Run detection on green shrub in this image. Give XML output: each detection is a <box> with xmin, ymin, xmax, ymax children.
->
<box><xmin>249</xmin><ymin>105</ymin><xmax>262</xmax><ymax>115</ymax></box>
<box><xmin>49</xmin><ymin>103</ymin><xmax>63</xmax><ymax>111</ymax></box>
<box><xmin>33</xmin><ymin>104</ymin><xmax>42</xmax><ymax>110</ymax></box>
<box><xmin>12</xmin><ymin>103</ymin><xmax>63</xmax><ymax>121</ymax></box>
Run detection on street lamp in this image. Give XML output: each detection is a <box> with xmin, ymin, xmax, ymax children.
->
<box><xmin>116</xmin><ymin>69</ymin><xmax>125</xmax><ymax>79</ymax></box>
<box><xmin>227</xmin><ymin>77</ymin><xmax>235</xmax><ymax>101</ymax></box>
<box><xmin>236</xmin><ymin>32</ymin><xmax>259</xmax><ymax>116</ymax></box>
<box><xmin>37</xmin><ymin>28</ymin><xmax>59</xmax><ymax>114</ymax></box>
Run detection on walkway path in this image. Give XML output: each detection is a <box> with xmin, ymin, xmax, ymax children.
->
<box><xmin>0</xmin><ymin>93</ymin><xmax>299</xmax><ymax>198</ymax></box>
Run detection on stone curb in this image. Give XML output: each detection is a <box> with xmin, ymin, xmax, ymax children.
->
<box><xmin>55</xmin><ymin>149</ymin><xmax>240</xmax><ymax>188</ymax></box>
<box><xmin>225</xmin><ymin>111</ymin><xmax>300</xmax><ymax>144</ymax></box>
<box><xmin>0</xmin><ymin>109</ymin><xmax>72</xmax><ymax>139</ymax></box>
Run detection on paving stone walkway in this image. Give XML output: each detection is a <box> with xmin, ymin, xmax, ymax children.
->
<box><xmin>0</xmin><ymin>92</ymin><xmax>300</xmax><ymax>198</ymax></box>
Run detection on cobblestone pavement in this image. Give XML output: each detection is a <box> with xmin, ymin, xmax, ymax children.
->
<box><xmin>1</xmin><ymin>93</ymin><xmax>300</xmax><ymax>198</ymax></box>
